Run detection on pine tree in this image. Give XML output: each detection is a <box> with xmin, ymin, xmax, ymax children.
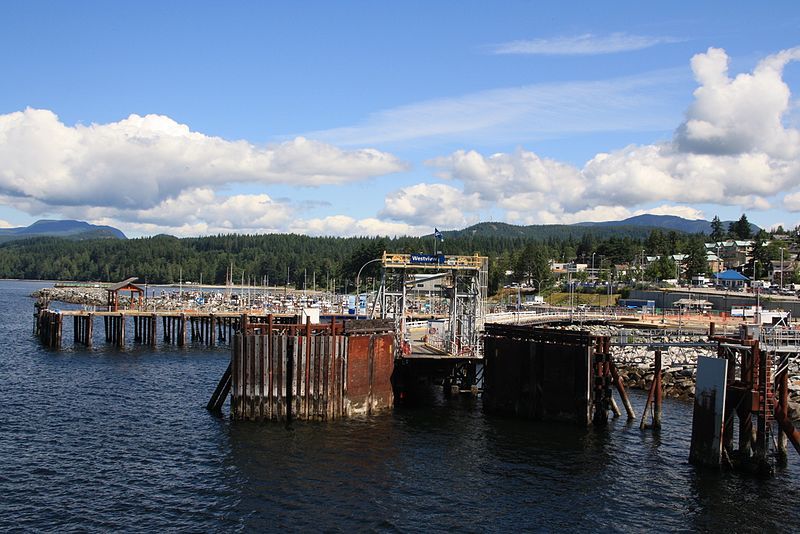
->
<box><xmin>684</xmin><ymin>238</ymin><xmax>709</xmax><ymax>280</ymax></box>
<box><xmin>710</xmin><ymin>215</ymin><xmax>725</xmax><ymax>241</ymax></box>
<box><xmin>733</xmin><ymin>214</ymin><xmax>752</xmax><ymax>240</ymax></box>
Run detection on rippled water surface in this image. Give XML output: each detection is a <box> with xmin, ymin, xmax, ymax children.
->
<box><xmin>1</xmin><ymin>280</ymin><xmax>799</xmax><ymax>531</ymax></box>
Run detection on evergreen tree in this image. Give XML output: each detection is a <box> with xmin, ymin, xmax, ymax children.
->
<box><xmin>710</xmin><ymin>215</ymin><xmax>725</xmax><ymax>241</ymax></box>
<box><xmin>751</xmin><ymin>230</ymin><xmax>771</xmax><ymax>279</ymax></box>
<box><xmin>732</xmin><ymin>214</ymin><xmax>753</xmax><ymax>240</ymax></box>
<box><xmin>684</xmin><ymin>238</ymin><xmax>709</xmax><ymax>280</ymax></box>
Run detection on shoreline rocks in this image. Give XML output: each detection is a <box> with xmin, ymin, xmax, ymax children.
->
<box><xmin>32</xmin><ymin>287</ymin><xmax>107</xmax><ymax>306</ymax></box>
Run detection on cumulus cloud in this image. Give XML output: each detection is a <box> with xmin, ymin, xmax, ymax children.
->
<box><xmin>489</xmin><ymin>33</ymin><xmax>679</xmax><ymax>56</ymax></box>
<box><xmin>420</xmin><ymin>46</ymin><xmax>800</xmax><ymax>225</ymax></box>
<box><xmin>289</xmin><ymin>216</ymin><xmax>427</xmax><ymax>238</ymax></box>
<box><xmin>675</xmin><ymin>46</ymin><xmax>800</xmax><ymax>158</ymax></box>
<box><xmin>0</xmin><ymin>109</ymin><xmax>406</xmax><ymax>211</ymax></box>
<box><xmin>379</xmin><ymin>183</ymin><xmax>482</xmax><ymax>227</ymax></box>
<box><xmin>79</xmin><ymin>191</ymin><xmax>427</xmax><ymax>238</ymax></box>
<box><xmin>784</xmin><ymin>191</ymin><xmax>800</xmax><ymax>211</ymax></box>
<box><xmin>63</xmin><ymin>188</ymin><xmax>294</xmax><ymax>236</ymax></box>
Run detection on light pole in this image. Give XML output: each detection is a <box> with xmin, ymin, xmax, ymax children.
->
<box><xmin>591</xmin><ymin>252</ymin><xmax>596</xmax><ymax>282</ymax></box>
<box><xmin>356</xmin><ymin>258</ymin><xmax>383</xmax><ymax>318</ymax></box>
<box><xmin>640</xmin><ymin>249</ymin><xmax>645</xmax><ymax>285</ymax></box>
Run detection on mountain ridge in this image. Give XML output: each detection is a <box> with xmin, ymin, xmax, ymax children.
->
<box><xmin>0</xmin><ymin>219</ymin><xmax>127</xmax><ymax>243</ymax></box>
<box><xmin>442</xmin><ymin>214</ymin><xmax>761</xmax><ymax>240</ymax></box>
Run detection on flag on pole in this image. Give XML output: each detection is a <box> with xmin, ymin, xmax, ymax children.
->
<box><xmin>434</xmin><ymin>228</ymin><xmax>444</xmax><ymax>241</ymax></box>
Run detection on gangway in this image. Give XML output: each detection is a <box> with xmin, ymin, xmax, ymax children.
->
<box><xmin>377</xmin><ymin>251</ymin><xmax>488</xmax><ymax>360</ymax></box>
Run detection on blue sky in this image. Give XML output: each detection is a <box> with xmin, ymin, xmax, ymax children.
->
<box><xmin>1</xmin><ymin>1</ymin><xmax>799</xmax><ymax>236</ymax></box>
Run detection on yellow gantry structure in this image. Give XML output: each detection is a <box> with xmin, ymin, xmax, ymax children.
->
<box><xmin>379</xmin><ymin>251</ymin><xmax>488</xmax><ymax>359</ymax></box>
<box><xmin>382</xmin><ymin>252</ymin><xmax>487</xmax><ymax>270</ymax></box>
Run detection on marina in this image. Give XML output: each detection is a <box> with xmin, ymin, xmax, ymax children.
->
<box><xmin>28</xmin><ymin>252</ymin><xmax>800</xmax><ymax>475</ymax></box>
<box><xmin>3</xmin><ymin>279</ymin><xmax>800</xmax><ymax>531</ymax></box>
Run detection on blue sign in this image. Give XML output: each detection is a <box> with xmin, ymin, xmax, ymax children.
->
<box><xmin>410</xmin><ymin>253</ymin><xmax>445</xmax><ymax>265</ymax></box>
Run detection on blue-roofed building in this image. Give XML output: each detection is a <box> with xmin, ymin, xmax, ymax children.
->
<box><xmin>713</xmin><ymin>270</ymin><xmax>749</xmax><ymax>289</ymax></box>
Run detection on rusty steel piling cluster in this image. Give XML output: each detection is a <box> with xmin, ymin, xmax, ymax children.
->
<box><xmin>483</xmin><ymin>324</ymin><xmax>635</xmax><ymax>425</ymax></box>
<box><xmin>208</xmin><ymin>317</ymin><xmax>396</xmax><ymax>421</ymax></box>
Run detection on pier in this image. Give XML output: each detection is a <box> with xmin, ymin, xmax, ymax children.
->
<box><xmin>29</xmin><ymin>256</ymin><xmax>800</xmax><ymax>475</ymax></box>
<box><xmin>37</xmin><ymin>308</ymin><xmax>273</xmax><ymax>350</ymax></box>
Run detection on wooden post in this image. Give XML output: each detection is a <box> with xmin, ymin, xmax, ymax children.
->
<box><xmin>231</xmin><ymin>333</ymin><xmax>240</xmax><ymax>419</ymax></box>
<box><xmin>118</xmin><ymin>313</ymin><xmax>125</xmax><ymax>347</ymax></box>
<box><xmin>87</xmin><ymin>313</ymin><xmax>94</xmax><ymax>347</ymax></box>
<box><xmin>210</xmin><ymin>314</ymin><xmax>216</xmax><ymax>346</ymax></box>
<box><xmin>150</xmin><ymin>314</ymin><xmax>157</xmax><ymax>346</ymax></box>
<box><xmin>178</xmin><ymin>313</ymin><xmax>186</xmax><ymax>347</ymax></box>
<box><xmin>653</xmin><ymin>349</ymin><xmax>663</xmax><ymax>429</ymax></box>
<box><xmin>56</xmin><ymin>313</ymin><xmax>62</xmax><ymax>350</ymax></box>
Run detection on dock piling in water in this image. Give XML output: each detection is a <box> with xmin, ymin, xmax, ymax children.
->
<box><xmin>222</xmin><ymin>316</ymin><xmax>395</xmax><ymax>422</ymax></box>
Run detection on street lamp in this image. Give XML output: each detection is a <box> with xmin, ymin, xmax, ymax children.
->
<box><xmin>591</xmin><ymin>252</ymin><xmax>596</xmax><ymax>282</ymax></box>
<box><xmin>356</xmin><ymin>258</ymin><xmax>383</xmax><ymax>318</ymax></box>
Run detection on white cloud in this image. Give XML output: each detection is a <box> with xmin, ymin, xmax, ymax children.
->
<box><xmin>70</xmin><ymin>188</ymin><xmax>294</xmax><ymax>236</ymax></box>
<box><xmin>784</xmin><ymin>191</ymin><xmax>800</xmax><ymax>211</ymax></box>
<box><xmin>0</xmin><ymin>219</ymin><xmax>13</xmax><ymax>228</ymax></box>
<box><xmin>308</xmin><ymin>69</ymin><xmax>685</xmax><ymax>146</ymax></box>
<box><xmin>289</xmin><ymin>216</ymin><xmax>427</xmax><ymax>238</ymax></box>
<box><xmin>419</xmin><ymin>46</ymin><xmax>800</xmax><ymax>226</ymax></box>
<box><xmin>379</xmin><ymin>183</ymin><xmax>482</xmax><ymax>227</ymax></box>
<box><xmin>489</xmin><ymin>33</ymin><xmax>679</xmax><ymax>56</ymax></box>
<box><xmin>675</xmin><ymin>46</ymin><xmax>800</xmax><ymax>158</ymax></box>
<box><xmin>81</xmin><ymin>191</ymin><xmax>429</xmax><ymax>238</ymax></box>
<box><xmin>429</xmin><ymin>149</ymin><xmax>584</xmax><ymax>208</ymax></box>
<box><xmin>0</xmin><ymin>109</ymin><xmax>406</xmax><ymax>211</ymax></box>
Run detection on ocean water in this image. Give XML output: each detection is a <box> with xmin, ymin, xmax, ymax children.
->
<box><xmin>1</xmin><ymin>279</ymin><xmax>798</xmax><ymax>532</ymax></box>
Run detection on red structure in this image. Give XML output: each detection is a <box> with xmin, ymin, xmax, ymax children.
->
<box><xmin>209</xmin><ymin>316</ymin><xmax>395</xmax><ymax>420</ymax></box>
<box><xmin>691</xmin><ymin>323</ymin><xmax>800</xmax><ymax>474</ymax></box>
<box><xmin>106</xmin><ymin>277</ymin><xmax>144</xmax><ymax>311</ymax></box>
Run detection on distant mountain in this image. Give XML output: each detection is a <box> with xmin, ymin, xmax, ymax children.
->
<box><xmin>440</xmin><ymin>215</ymin><xmax>761</xmax><ymax>242</ymax></box>
<box><xmin>575</xmin><ymin>214</ymin><xmax>761</xmax><ymax>235</ymax></box>
<box><xmin>444</xmin><ymin>221</ymin><xmax>661</xmax><ymax>241</ymax></box>
<box><xmin>0</xmin><ymin>219</ymin><xmax>127</xmax><ymax>243</ymax></box>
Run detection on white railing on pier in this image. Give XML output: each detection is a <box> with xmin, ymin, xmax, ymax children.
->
<box><xmin>485</xmin><ymin>308</ymin><xmax>636</xmax><ymax>325</ymax></box>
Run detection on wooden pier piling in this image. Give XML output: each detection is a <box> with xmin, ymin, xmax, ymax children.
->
<box><xmin>34</xmin><ymin>308</ymin><xmax>306</xmax><ymax>350</ymax></box>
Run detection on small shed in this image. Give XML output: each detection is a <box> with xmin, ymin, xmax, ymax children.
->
<box><xmin>713</xmin><ymin>270</ymin><xmax>749</xmax><ymax>289</ymax></box>
<box><xmin>107</xmin><ymin>277</ymin><xmax>144</xmax><ymax>311</ymax></box>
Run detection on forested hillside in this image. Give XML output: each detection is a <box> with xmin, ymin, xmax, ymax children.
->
<box><xmin>0</xmin><ymin>227</ymin><xmax>709</xmax><ymax>294</ymax></box>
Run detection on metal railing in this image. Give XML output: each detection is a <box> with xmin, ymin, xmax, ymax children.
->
<box><xmin>484</xmin><ymin>308</ymin><xmax>637</xmax><ymax>325</ymax></box>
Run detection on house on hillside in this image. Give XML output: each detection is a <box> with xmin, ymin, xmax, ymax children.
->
<box><xmin>706</xmin><ymin>251</ymin><xmax>723</xmax><ymax>273</ymax></box>
<box><xmin>706</xmin><ymin>240</ymin><xmax>754</xmax><ymax>270</ymax></box>
<box><xmin>713</xmin><ymin>269</ymin><xmax>749</xmax><ymax>290</ymax></box>
<box><xmin>770</xmin><ymin>259</ymin><xmax>797</xmax><ymax>287</ymax></box>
